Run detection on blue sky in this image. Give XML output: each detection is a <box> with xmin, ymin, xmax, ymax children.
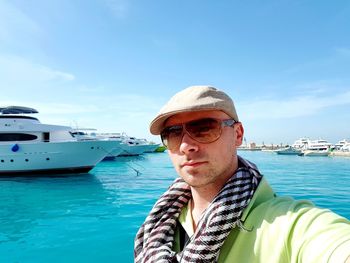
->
<box><xmin>1</xmin><ymin>0</ymin><xmax>350</xmax><ymax>144</ymax></box>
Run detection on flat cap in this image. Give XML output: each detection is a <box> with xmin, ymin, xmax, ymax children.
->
<box><xmin>150</xmin><ymin>85</ymin><xmax>239</xmax><ymax>135</ymax></box>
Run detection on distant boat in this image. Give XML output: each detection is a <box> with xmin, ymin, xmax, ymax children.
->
<box><xmin>275</xmin><ymin>146</ymin><xmax>302</xmax><ymax>155</ymax></box>
<box><xmin>88</xmin><ymin>133</ymin><xmax>157</xmax><ymax>156</ymax></box>
<box><xmin>98</xmin><ymin>133</ymin><xmax>151</xmax><ymax>156</ymax></box>
<box><xmin>335</xmin><ymin>139</ymin><xmax>350</xmax><ymax>151</ymax></box>
<box><xmin>154</xmin><ymin>145</ymin><xmax>166</xmax><ymax>152</ymax></box>
<box><xmin>291</xmin><ymin>138</ymin><xmax>334</xmax><ymax>157</ymax></box>
<box><xmin>0</xmin><ymin>106</ymin><xmax>117</xmax><ymax>175</ymax></box>
<box><xmin>340</xmin><ymin>142</ymin><xmax>350</xmax><ymax>152</ymax></box>
<box><xmin>325</xmin><ymin>139</ymin><xmax>350</xmax><ymax>157</ymax></box>
<box><xmin>71</xmin><ymin>129</ymin><xmax>124</xmax><ymax>159</ymax></box>
<box><xmin>72</xmin><ymin>131</ymin><xmax>162</xmax><ymax>157</ymax></box>
<box><xmin>301</xmin><ymin>149</ymin><xmax>330</xmax><ymax>157</ymax></box>
<box><xmin>133</xmin><ymin>138</ymin><xmax>161</xmax><ymax>153</ymax></box>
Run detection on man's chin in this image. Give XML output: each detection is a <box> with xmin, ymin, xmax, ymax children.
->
<box><xmin>180</xmin><ymin>172</ymin><xmax>208</xmax><ymax>186</ymax></box>
<box><xmin>181</xmin><ymin>167</ymin><xmax>201</xmax><ymax>177</ymax></box>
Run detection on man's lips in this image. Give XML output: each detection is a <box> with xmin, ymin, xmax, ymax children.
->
<box><xmin>181</xmin><ymin>161</ymin><xmax>207</xmax><ymax>168</ymax></box>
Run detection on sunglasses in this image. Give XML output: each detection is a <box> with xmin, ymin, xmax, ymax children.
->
<box><xmin>160</xmin><ymin>118</ymin><xmax>236</xmax><ymax>150</ymax></box>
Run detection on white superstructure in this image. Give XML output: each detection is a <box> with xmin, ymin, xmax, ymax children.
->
<box><xmin>0</xmin><ymin>106</ymin><xmax>117</xmax><ymax>174</ymax></box>
<box><xmin>306</xmin><ymin>139</ymin><xmax>333</xmax><ymax>151</ymax></box>
<box><xmin>292</xmin><ymin>138</ymin><xmax>310</xmax><ymax>149</ymax></box>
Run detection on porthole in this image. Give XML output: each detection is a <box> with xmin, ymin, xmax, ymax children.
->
<box><xmin>10</xmin><ymin>159</ymin><xmax>14</xmax><ymax>162</ymax></box>
<box><xmin>46</xmin><ymin>158</ymin><xmax>50</xmax><ymax>161</ymax></box>
<box><xmin>91</xmin><ymin>147</ymin><xmax>94</xmax><ymax>149</ymax></box>
<box><xmin>1</xmin><ymin>160</ymin><xmax>4</xmax><ymax>162</ymax></box>
<box><xmin>25</xmin><ymin>159</ymin><xmax>29</xmax><ymax>162</ymax></box>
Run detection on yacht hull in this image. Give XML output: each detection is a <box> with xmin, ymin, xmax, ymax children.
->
<box><xmin>102</xmin><ymin>141</ymin><xmax>124</xmax><ymax>160</ymax></box>
<box><xmin>118</xmin><ymin>144</ymin><xmax>150</xmax><ymax>156</ymax></box>
<box><xmin>276</xmin><ymin>150</ymin><xmax>301</xmax><ymax>155</ymax></box>
<box><xmin>302</xmin><ymin>150</ymin><xmax>330</xmax><ymax>157</ymax></box>
<box><xmin>143</xmin><ymin>144</ymin><xmax>161</xmax><ymax>153</ymax></box>
<box><xmin>0</xmin><ymin>140</ymin><xmax>116</xmax><ymax>174</ymax></box>
<box><xmin>0</xmin><ymin>166</ymin><xmax>93</xmax><ymax>175</ymax></box>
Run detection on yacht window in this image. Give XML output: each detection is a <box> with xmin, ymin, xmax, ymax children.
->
<box><xmin>43</xmin><ymin>132</ymin><xmax>50</xmax><ymax>142</ymax></box>
<box><xmin>0</xmin><ymin>133</ymin><xmax>38</xmax><ymax>141</ymax></box>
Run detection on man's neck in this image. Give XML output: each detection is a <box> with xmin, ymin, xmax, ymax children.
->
<box><xmin>190</xmin><ymin>186</ymin><xmax>220</xmax><ymax>229</ymax></box>
<box><xmin>189</xmin><ymin>160</ymin><xmax>239</xmax><ymax>230</ymax></box>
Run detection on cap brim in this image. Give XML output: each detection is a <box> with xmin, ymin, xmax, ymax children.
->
<box><xmin>149</xmin><ymin>110</ymin><xmax>187</xmax><ymax>135</ymax></box>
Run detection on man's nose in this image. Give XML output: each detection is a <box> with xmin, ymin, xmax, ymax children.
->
<box><xmin>179</xmin><ymin>132</ymin><xmax>199</xmax><ymax>154</ymax></box>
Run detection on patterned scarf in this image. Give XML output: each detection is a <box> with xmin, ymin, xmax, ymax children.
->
<box><xmin>134</xmin><ymin>156</ymin><xmax>262</xmax><ymax>263</ymax></box>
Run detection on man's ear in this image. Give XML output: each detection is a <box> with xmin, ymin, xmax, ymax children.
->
<box><xmin>234</xmin><ymin>123</ymin><xmax>244</xmax><ymax>147</ymax></box>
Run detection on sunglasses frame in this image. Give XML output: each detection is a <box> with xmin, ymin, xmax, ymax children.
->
<box><xmin>160</xmin><ymin>118</ymin><xmax>236</xmax><ymax>150</ymax></box>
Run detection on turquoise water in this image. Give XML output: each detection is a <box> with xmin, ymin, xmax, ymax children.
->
<box><xmin>0</xmin><ymin>151</ymin><xmax>349</xmax><ymax>262</ymax></box>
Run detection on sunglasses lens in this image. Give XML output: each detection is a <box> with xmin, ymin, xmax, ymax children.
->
<box><xmin>161</xmin><ymin>125</ymin><xmax>183</xmax><ymax>149</ymax></box>
<box><xmin>185</xmin><ymin>118</ymin><xmax>221</xmax><ymax>143</ymax></box>
<box><xmin>161</xmin><ymin>118</ymin><xmax>224</xmax><ymax>150</ymax></box>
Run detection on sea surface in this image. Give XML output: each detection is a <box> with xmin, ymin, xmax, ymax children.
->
<box><xmin>0</xmin><ymin>151</ymin><xmax>349</xmax><ymax>262</ymax></box>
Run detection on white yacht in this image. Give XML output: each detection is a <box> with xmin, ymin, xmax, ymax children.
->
<box><xmin>291</xmin><ymin>138</ymin><xmax>333</xmax><ymax>157</ymax></box>
<box><xmin>71</xmin><ymin>131</ymin><xmax>159</xmax><ymax>158</ymax></box>
<box><xmin>130</xmin><ymin>138</ymin><xmax>161</xmax><ymax>153</ymax></box>
<box><xmin>340</xmin><ymin>143</ymin><xmax>350</xmax><ymax>152</ymax></box>
<box><xmin>335</xmin><ymin>139</ymin><xmax>350</xmax><ymax>151</ymax></box>
<box><xmin>292</xmin><ymin>138</ymin><xmax>334</xmax><ymax>151</ymax></box>
<box><xmin>71</xmin><ymin>129</ymin><xmax>124</xmax><ymax>160</ymax></box>
<box><xmin>98</xmin><ymin>133</ymin><xmax>151</xmax><ymax>156</ymax></box>
<box><xmin>0</xmin><ymin>106</ymin><xmax>117</xmax><ymax>174</ymax></box>
<box><xmin>299</xmin><ymin>139</ymin><xmax>333</xmax><ymax>157</ymax></box>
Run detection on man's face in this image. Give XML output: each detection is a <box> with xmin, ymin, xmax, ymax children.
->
<box><xmin>164</xmin><ymin>110</ymin><xmax>244</xmax><ymax>190</ymax></box>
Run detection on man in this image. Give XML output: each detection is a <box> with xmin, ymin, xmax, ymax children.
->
<box><xmin>134</xmin><ymin>86</ymin><xmax>350</xmax><ymax>262</ymax></box>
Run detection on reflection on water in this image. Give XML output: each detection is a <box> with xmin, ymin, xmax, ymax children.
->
<box><xmin>239</xmin><ymin>151</ymin><xmax>350</xmax><ymax>219</ymax></box>
<box><xmin>0</xmin><ymin>173</ymin><xmax>106</xmax><ymax>243</ymax></box>
<box><xmin>0</xmin><ymin>151</ymin><xmax>349</xmax><ymax>262</ymax></box>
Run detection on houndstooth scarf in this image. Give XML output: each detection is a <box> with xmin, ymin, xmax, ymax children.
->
<box><xmin>134</xmin><ymin>156</ymin><xmax>262</xmax><ymax>263</ymax></box>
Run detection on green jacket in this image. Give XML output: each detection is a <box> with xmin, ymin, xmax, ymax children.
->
<box><xmin>174</xmin><ymin>178</ymin><xmax>350</xmax><ymax>262</ymax></box>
